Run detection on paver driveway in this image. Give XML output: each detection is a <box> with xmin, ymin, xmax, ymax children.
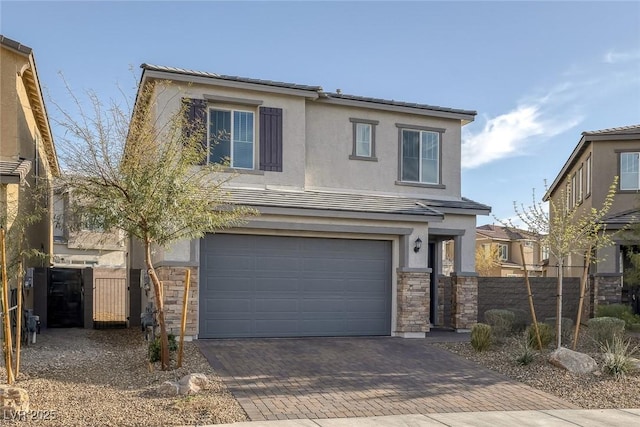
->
<box><xmin>197</xmin><ymin>337</ymin><xmax>576</xmax><ymax>421</ymax></box>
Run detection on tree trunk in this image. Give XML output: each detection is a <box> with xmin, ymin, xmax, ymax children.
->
<box><xmin>519</xmin><ymin>244</ymin><xmax>542</xmax><ymax>350</ymax></box>
<box><xmin>144</xmin><ymin>240</ymin><xmax>170</xmax><ymax>370</ymax></box>
<box><xmin>573</xmin><ymin>247</ymin><xmax>592</xmax><ymax>350</ymax></box>
<box><xmin>556</xmin><ymin>258</ymin><xmax>564</xmax><ymax>349</ymax></box>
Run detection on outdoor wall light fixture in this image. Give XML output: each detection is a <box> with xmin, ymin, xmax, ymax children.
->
<box><xmin>414</xmin><ymin>237</ymin><xmax>422</xmax><ymax>253</ymax></box>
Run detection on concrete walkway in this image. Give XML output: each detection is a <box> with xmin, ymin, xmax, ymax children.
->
<box><xmin>197</xmin><ymin>336</ymin><xmax>574</xmax><ymax>421</ymax></box>
<box><xmin>207</xmin><ymin>409</ymin><xmax>640</xmax><ymax>426</ymax></box>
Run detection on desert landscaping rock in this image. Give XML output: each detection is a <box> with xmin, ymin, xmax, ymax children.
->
<box><xmin>178</xmin><ymin>373</ymin><xmax>209</xmax><ymax>395</ymax></box>
<box><xmin>435</xmin><ymin>330</ymin><xmax>640</xmax><ymax>410</ymax></box>
<box><xmin>549</xmin><ymin>347</ymin><xmax>598</xmax><ymax>374</ymax></box>
<box><xmin>0</xmin><ymin>328</ymin><xmax>247</xmax><ymax>426</ymax></box>
<box><xmin>0</xmin><ymin>385</ymin><xmax>30</xmax><ymax>413</ymax></box>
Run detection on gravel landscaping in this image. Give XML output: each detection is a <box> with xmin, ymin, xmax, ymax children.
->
<box><xmin>434</xmin><ymin>330</ymin><xmax>640</xmax><ymax>409</ymax></box>
<box><xmin>0</xmin><ymin>328</ymin><xmax>248</xmax><ymax>426</ymax></box>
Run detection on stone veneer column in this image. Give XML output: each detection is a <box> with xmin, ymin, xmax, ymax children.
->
<box><xmin>592</xmin><ymin>273</ymin><xmax>622</xmax><ymax>315</ymax></box>
<box><xmin>451</xmin><ymin>273</ymin><xmax>478</xmax><ymax>332</ymax></box>
<box><xmin>396</xmin><ymin>269</ymin><xmax>430</xmax><ymax>337</ymax></box>
<box><xmin>152</xmin><ymin>266</ymin><xmax>199</xmax><ymax>338</ymax></box>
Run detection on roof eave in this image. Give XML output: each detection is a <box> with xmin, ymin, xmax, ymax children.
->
<box><xmin>141</xmin><ymin>68</ymin><xmax>321</xmax><ymax>100</ymax></box>
<box><xmin>316</xmin><ymin>96</ymin><xmax>477</xmax><ymax>123</ymax></box>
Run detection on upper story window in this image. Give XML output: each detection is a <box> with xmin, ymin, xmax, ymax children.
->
<box><xmin>349</xmin><ymin>118</ymin><xmax>378</xmax><ymax>161</ymax></box>
<box><xmin>585</xmin><ymin>154</ymin><xmax>591</xmax><ymax>197</ymax></box>
<box><xmin>183</xmin><ymin>98</ymin><xmax>283</xmax><ymax>172</ymax></box>
<box><xmin>498</xmin><ymin>244</ymin><xmax>508</xmax><ymax>261</ymax></box>
<box><xmin>398</xmin><ymin>126</ymin><xmax>442</xmax><ymax>185</ymax></box>
<box><xmin>620</xmin><ymin>152</ymin><xmax>640</xmax><ymax>190</ymax></box>
<box><xmin>209</xmin><ymin>108</ymin><xmax>254</xmax><ymax>169</ymax></box>
<box><xmin>577</xmin><ymin>165</ymin><xmax>583</xmax><ymax>204</ymax></box>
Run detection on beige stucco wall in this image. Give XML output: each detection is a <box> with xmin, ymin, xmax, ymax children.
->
<box><xmin>152</xmin><ymin>80</ymin><xmax>308</xmax><ymax>189</ymax></box>
<box><xmin>1</xmin><ymin>44</ymin><xmax>55</xmax><ymax>267</ymax></box>
<box><xmin>304</xmin><ymin>102</ymin><xmax>462</xmax><ymax>198</ymax></box>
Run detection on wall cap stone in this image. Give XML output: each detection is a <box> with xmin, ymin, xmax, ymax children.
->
<box><xmin>397</xmin><ymin>267</ymin><xmax>432</xmax><ymax>273</ymax></box>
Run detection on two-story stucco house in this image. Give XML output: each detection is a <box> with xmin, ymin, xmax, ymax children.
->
<box><xmin>131</xmin><ymin>64</ymin><xmax>491</xmax><ymax>339</ymax></box>
<box><xmin>475</xmin><ymin>224</ymin><xmax>546</xmax><ymax>277</ymax></box>
<box><xmin>544</xmin><ymin>125</ymin><xmax>640</xmax><ymax>310</ymax></box>
<box><xmin>1</xmin><ymin>35</ymin><xmax>59</xmax><ymax>304</ymax></box>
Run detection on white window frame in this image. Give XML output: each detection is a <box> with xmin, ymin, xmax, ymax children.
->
<box><xmin>620</xmin><ymin>152</ymin><xmax>640</xmax><ymax>190</ymax></box>
<box><xmin>577</xmin><ymin>165</ymin><xmax>583</xmax><ymax>204</ymax></box>
<box><xmin>585</xmin><ymin>154</ymin><xmax>592</xmax><ymax>197</ymax></box>
<box><xmin>208</xmin><ymin>107</ymin><xmax>255</xmax><ymax>170</ymax></box>
<box><xmin>349</xmin><ymin>118</ymin><xmax>378</xmax><ymax>161</ymax></box>
<box><xmin>571</xmin><ymin>173</ymin><xmax>577</xmax><ymax>208</ymax></box>
<box><xmin>498</xmin><ymin>244</ymin><xmax>508</xmax><ymax>261</ymax></box>
<box><xmin>400</xmin><ymin>129</ymin><xmax>440</xmax><ymax>184</ymax></box>
<box><xmin>356</xmin><ymin>123</ymin><xmax>372</xmax><ymax>157</ymax></box>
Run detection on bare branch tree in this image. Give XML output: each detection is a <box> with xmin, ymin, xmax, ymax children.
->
<box><xmin>52</xmin><ymin>77</ymin><xmax>255</xmax><ymax>370</ymax></box>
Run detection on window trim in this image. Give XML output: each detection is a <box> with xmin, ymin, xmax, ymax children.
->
<box><xmin>396</xmin><ymin>123</ymin><xmax>445</xmax><ymax>186</ymax></box>
<box><xmin>208</xmin><ymin>106</ymin><xmax>256</xmax><ymax>170</ymax></box>
<box><xmin>585</xmin><ymin>154</ymin><xmax>592</xmax><ymax>198</ymax></box>
<box><xmin>618</xmin><ymin>150</ymin><xmax>640</xmax><ymax>192</ymax></box>
<box><xmin>349</xmin><ymin>118</ymin><xmax>378</xmax><ymax>161</ymax></box>
<box><xmin>498</xmin><ymin>244</ymin><xmax>508</xmax><ymax>261</ymax></box>
<box><xmin>571</xmin><ymin>172</ymin><xmax>577</xmax><ymax>208</ymax></box>
<box><xmin>577</xmin><ymin>165</ymin><xmax>583</xmax><ymax>204</ymax></box>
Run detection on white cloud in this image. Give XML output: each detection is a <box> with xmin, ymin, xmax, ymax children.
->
<box><xmin>461</xmin><ymin>101</ymin><xmax>581</xmax><ymax>169</ymax></box>
<box><xmin>603</xmin><ymin>49</ymin><xmax>640</xmax><ymax>64</ymax></box>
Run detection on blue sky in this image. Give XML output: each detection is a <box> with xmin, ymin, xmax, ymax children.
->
<box><xmin>2</xmin><ymin>1</ymin><xmax>639</xmax><ymax>223</ymax></box>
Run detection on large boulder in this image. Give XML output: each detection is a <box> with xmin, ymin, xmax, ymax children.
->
<box><xmin>157</xmin><ymin>381</ymin><xmax>179</xmax><ymax>396</ymax></box>
<box><xmin>0</xmin><ymin>385</ymin><xmax>29</xmax><ymax>414</ymax></box>
<box><xmin>178</xmin><ymin>373</ymin><xmax>209</xmax><ymax>395</ymax></box>
<box><xmin>157</xmin><ymin>374</ymin><xmax>209</xmax><ymax>396</ymax></box>
<box><xmin>549</xmin><ymin>347</ymin><xmax>598</xmax><ymax>374</ymax></box>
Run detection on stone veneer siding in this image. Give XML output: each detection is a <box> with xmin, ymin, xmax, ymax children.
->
<box><xmin>153</xmin><ymin>266</ymin><xmax>199</xmax><ymax>337</ymax></box>
<box><xmin>451</xmin><ymin>273</ymin><xmax>477</xmax><ymax>331</ymax></box>
<box><xmin>592</xmin><ymin>274</ymin><xmax>622</xmax><ymax>314</ymax></box>
<box><xmin>396</xmin><ymin>270</ymin><xmax>430</xmax><ymax>334</ymax></box>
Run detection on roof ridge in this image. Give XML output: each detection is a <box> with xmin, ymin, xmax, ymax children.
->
<box><xmin>582</xmin><ymin>124</ymin><xmax>640</xmax><ymax>135</ymax></box>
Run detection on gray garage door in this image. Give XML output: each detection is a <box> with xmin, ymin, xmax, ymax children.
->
<box><xmin>199</xmin><ymin>234</ymin><xmax>392</xmax><ymax>338</ymax></box>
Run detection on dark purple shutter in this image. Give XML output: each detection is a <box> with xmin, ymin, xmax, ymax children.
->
<box><xmin>182</xmin><ymin>98</ymin><xmax>208</xmax><ymax>165</ymax></box>
<box><xmin>259</xmin><ymin>107</ymin><xmax>283</xmax><ymax>172</ymax></box>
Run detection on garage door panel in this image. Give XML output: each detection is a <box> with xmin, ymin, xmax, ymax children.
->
<box><xmin>203</xmin><ymin>297</ymin><xmax>251</xmax><ymax>314</ymax></box>
<box><xmin>254</xmin><ymin>277</ymin><xmax>299</xmax><ymax>291</ymax></box>
<box><xmin>205</xmin><ymin>277</ymin><xmax>253</xmax><ymax>292</ymax></box>
<box><xmin>255</xmin><ymin>299</ymin><xmax>299</xmax><ymax>313</ymax></box>
<box><xmin>300</xmin><ymin>298</ymin><xmax>347</xmax><ymax>312</ymax></box>
<box><xmin>199</xmin><ymin>234</ymin><xmax>391</xmax><ymax>338</ymax></box>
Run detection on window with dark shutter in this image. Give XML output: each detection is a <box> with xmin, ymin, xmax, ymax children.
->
<box><xmin>182</xmin><ymin>98</ymin><xmax>208</xmax><ymax>165</ymax></box>
<box><xmin>259</xmin><ymin>107</ymin><xmax>283</xmax><ymax>172</ymax></box>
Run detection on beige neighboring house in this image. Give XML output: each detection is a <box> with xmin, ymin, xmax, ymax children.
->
<box><xmin>544</xmin><ymin>125</ymin><xmax>640</xmax><ymax>310</ymax></box>
<box><xmin>130</xmin><ymin>64</ymin><xmax>491</xmax><ymax>339</ymax></box>
<box><xmin>475</xmin><ymin>224</ymin><xmax>546</xmax><ymax>277</ymax></box>
<box><xmin>0</xmin><ymin>35</ymin><xmax>59</xmax><ymax>295</ymax></box>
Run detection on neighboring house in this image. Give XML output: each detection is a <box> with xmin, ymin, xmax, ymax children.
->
<box><xmin>52</xmin><ymin>189</ymin><xmax>127</xmax><ymax>268</ymax></box>
<box><xmin>544</xmin><ymin>125</ymin><xmax>640</xmax><ymax>309</ymax></box>
<box><xmin>475</xmin><ymin>224</ymin><xmax>546</xmax><ymax>277</ymax></box>
<box><xmin>0</xmin><ymin>35</ymin><xmax>59</xmax><ymax>310</ymax></box>
<box><xmin>131</xmin><ymin>64</ymin><xmax>491</xmax><ymax>339</ymax></box>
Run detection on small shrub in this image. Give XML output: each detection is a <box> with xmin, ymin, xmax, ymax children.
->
<box><xmin>514</xmin><ymin>332</ymin><xmax>536</xmax><ymax>366</ymax></box>
<box><xmin>484</xmin><ymin>309</ymin><xmax>515</xmax><ymax>343</ymax></box>
<box><xmin>597</xmin><ymin>303</ymin><xmax>640</xmax><ymax>328</ymax></box>
<box><xmin>587</xmin><ymin>317</ymin><xmax>625</xmax><ymax>347</ymax></box>
<box><xmin>471</xmin><ymin>323</ymin><xmax>493</xmax><ymax>352</ymax></box>
<box><xmin>601</xmin><ymin>335</ymin><xmax>639</xmax><ymax>380</ymax></box>
<box><xmin>526</xmin><ymin>322</ymin><xmax>554</xmax><ymax>350</ymax></box>
<box><xmin>148</xmin><ymin>333</ymin><xmax>178</xmax><ymax>363</ymax></box>
<box><xmin>544</xmin><ymin>317</ymin><xmax>574</xmax><ymax>346</ymax></box>
<box><xmin>506</xmin><ymin>308</ymin><xmax>529</xmax><ymax>333</ymax></box>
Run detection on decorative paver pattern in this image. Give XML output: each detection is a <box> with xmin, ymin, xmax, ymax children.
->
<box><xmin>197</xmin><ymin>337</ymin><xmax>576</xmax><ymax>421</ymax></box>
